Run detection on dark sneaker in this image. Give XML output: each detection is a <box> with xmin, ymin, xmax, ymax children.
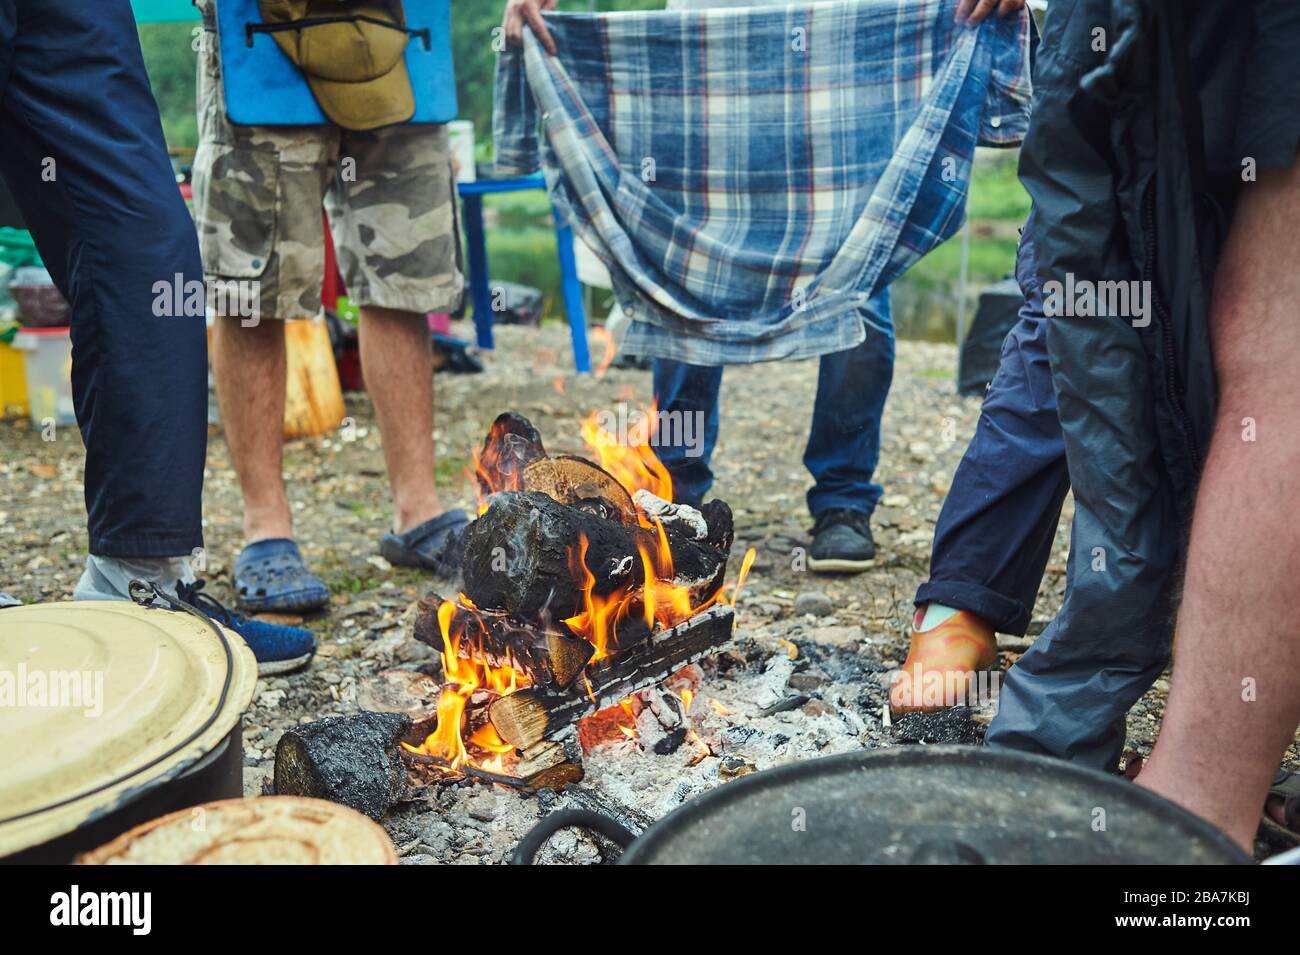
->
<box><xmin>808</xmin><ymin>508</ymin><xmax>876</xmax><ymax>574</ymax></box>
<box><xmin>177</xmin><ymin>580</ymin><xmax>316</xmax><ymax>675</ymax></box>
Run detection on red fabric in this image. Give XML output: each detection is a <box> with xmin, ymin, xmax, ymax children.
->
<box><xmin>321</xmin><ymin>211</ymin><xmax>345</xmax><ymax>309</ymax></box>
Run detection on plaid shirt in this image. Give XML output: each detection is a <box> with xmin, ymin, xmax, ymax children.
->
<box><xmin>494</xmin><ymin>0</ymin><xmax>1033</xmax><ymax>365</ymax></box>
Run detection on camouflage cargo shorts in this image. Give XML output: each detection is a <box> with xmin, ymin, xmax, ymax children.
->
<box><xmin>190</xmin><ymin>10</ymin><xmax>463</xmax><ymax>320</ymax></box>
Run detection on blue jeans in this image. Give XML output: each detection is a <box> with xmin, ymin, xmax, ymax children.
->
<box><xmin>652</xmin><ymin>288</ymin><xmax>893</xmax><ymax>516</ymax></box>
<box><xmin>0</xmin><ymin>0</ymin><xmax>207</xmax><ymax>557</ymax></box>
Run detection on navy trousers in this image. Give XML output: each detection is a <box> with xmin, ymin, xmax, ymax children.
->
<box><xmin>0</xmin><ymin>0</ymin><xmax>206</xmax><ymax>558</ymax></box>
<box><xmin>919</xmin><ymin>212</ymin><xmax>1171</xmax><ymax>771</ymax></box>
<box><xmin>652</xmin><ymin>287</ymin><xmax>895</xmax><ymax>517</ymax></box>
<box><xmin>915</xmin><ymin>213</ymin><xmax>1069</xmax><ymax>635</ymax></box>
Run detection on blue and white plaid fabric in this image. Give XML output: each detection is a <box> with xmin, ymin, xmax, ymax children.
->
<box><xmin>494</xmin><ymin>0</ymin><xmax>1033</xmax><ymax>365</ymax></box>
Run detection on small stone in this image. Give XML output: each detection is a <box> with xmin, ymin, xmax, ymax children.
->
<box><xmin>366</xmin><ymin>555</ymin><xmax>392</xmax><ymax>573</ymax></box>
<box><xmin>794</xmin><ymin>591</ymin><xmax>833</xmax><ymax>617</ymax></box>
<box><xmin>807</xmin><ymin>624</ymin><xmax>865</xmax><ymax>648</ymax></box>
<box><xmin>257</xmin><ymin>689</ymin><xmax>286</xmax><ymax>709</ymax></box>
<box><xmin>788</xmin><ymin>670</ymin><xmax>828</xmax><ymax>691</ymax></box>
<box><xmin>718</xmin><ymin>755</ymin><xmax>757</xmax><ymax>780</ymax></box>
<box><xmin>802</xmin><ymin>699</ymin><xmax>836</xmax><ymax>718</ymax></box>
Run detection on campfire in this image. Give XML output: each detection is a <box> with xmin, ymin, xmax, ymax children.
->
<box><xmin>403</xmin><ymin>410</ymin><xmax>754</xmax><ymax>789</ymax></box>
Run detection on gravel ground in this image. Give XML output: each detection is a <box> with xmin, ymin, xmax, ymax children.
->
<box><xmin>3</xmin><ymin>322</ymin><xmax>1296</xmax><ymax>862</ymax></box>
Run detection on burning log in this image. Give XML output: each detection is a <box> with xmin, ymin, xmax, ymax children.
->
<box><xmin>412</xmin><ymin>594</ymin><xmax>593</xmax><ymax>689</ymax></box>
<box><xmin>476</xmin><ymin>412</ymin><xmax>547</xmax><ymax>497</ymax></box>
<box><xmin>523</xmin><ymin>455</ymin><xmax>636</xmax><ymax>525</ymax></box>
<box><xmin>488</xmin><ymin>604</ymin><xmax>735</xmax><ymax>750</ymax></box>
<box><xmin>274</xmin><ymin>711</ymin><xmax>412</xmax><ymax>820</ymax></box>
<box><xmin>461</xmin><ymin>491</ymin><xmax>732</xmax><ymax>621</ymax></box>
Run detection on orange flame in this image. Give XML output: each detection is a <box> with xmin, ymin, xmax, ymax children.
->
<box><xmin>404</xmin><ymin>600</ymin><xmax>532</xmax><ymax>772</ymax></box>
<box><xmin>580</xmin><ymin>407</ymin><xmax>673</xmax><ymax>506</ymax></box>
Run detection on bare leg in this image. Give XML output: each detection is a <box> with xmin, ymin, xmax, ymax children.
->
<box><xmin>358</xmin><ymin>305</ymin><xmax>441</xmax><ymax>533</ymax></box>
<box><xmin>1138</xmin><ymin>159</ymin><xmax>1300</xmax><ymax>851</ymax></box>
<box><xmin>212</xmin><ymin>316</ymin><xmax>293</xmax><ymax>543</ymax></box>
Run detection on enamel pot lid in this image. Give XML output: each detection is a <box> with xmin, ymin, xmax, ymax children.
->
<box><xmin>0</xmin><ymin>599</ymin><xmax>257</xmax><ymax>857</ymax></box>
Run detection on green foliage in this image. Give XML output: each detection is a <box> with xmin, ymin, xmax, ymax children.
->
<box><xmin>138</xmin><ymin>22</ymin><xmax>200</xmax><ymax>149</ymax></box>
<box><xmin>452</xmin><ymin>1</ymin><xmax>660</xmax><ymax>157</ymax></box>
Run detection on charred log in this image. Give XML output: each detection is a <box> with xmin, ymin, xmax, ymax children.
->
<box><xmin>476</xmin><ymin>412</ymin><xmax>546</xmax><ymax>496</ymax></box>
<box><xmin>412</xmin><ymin>593</ymin><xmax>593</xmax><ymax>689</ymax></box>
<box><xmin>524</xmin><ymin>455</ymin><xmax>637</xmax><ymax>525</ymax></box>
<box><xmin>488</xmin><ymin>604</ymin><xmax>735</xmax><ymax>749</ymax></box>
<box><xmin>461</xmin><ymin>491</ymin><xmax>731</xmax><ymax>621</ymax></box>
<box><xmin>273</xmin><ymin>711</ymin><xmax>411</xmax><ymax>820</ymax></box>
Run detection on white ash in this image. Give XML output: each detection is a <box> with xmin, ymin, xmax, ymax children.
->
<box><xmin>378</xmin><ymin>620</ymin><xmax>906</xmax><ymax>864</ymax></box>
<box><xmin>632</xmin><ymin>489</ymin><xmax>709</xmax><ymax>539</ymax></box>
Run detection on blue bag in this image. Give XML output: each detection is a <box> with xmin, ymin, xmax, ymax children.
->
<box><xmin>215</xmin><ymin>0</ymin><xmax>457</xmax><ymax>126</ymax></box>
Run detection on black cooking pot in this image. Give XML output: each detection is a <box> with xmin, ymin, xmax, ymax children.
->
<box><xmin>514</xmin><ymin>746</ymin><xmax>1250</xmax><ymax>864</ymax></box>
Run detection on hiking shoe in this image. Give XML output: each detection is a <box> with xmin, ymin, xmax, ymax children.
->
<box><xmin>178</xmin><ymin>579</ymin><xmax>316</xmax><ymax>675</ymax></box>
<box><xmin>808</xmin><ymin>508</ymin><xmax>876</xmax><ymax>573</ymax></box>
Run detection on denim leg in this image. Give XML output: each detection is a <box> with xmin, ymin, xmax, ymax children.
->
<box><xmin>803</xmin><ymin>287</ymin><xmax>894</xmax><ymax>518</ymax></box>
<box><xmin>651</xmin><ymin>358</ymin><xmax>722</xmax><ymax>505</ymax></box>
<box><xmin>0</xmin><ymin>0</ymin><xmax>207</xmax><ymax>557</ymax></box>
<box><xmin>914</xmin><ymin>212</ymin><xmax>1070</xmax><ymax>634</ymax></box>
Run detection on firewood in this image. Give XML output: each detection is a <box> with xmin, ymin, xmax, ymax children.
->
<box><xmin>516</xmin><ymin>735</ymin><xmax>584</xmax><ymax>791</ymax></box>
<box><xmin>274</xmin><ymin>711</ymin><xmax>412</xmax><ymax>821</ymax></box>
<box><xmin>461</xmin><ymin>491</ymin><xmax>730</xmax><ymax>621</ymax></box>
<box><xmin>489</xmin><ymin>605</ymin><xmax>735</xmax><ymax>749</ymax></box>
<box><xmin>523</xmin><ymin>455</ymin><xmax>636</xmax><ymax>525</ymax></box>
<box><xmin>412</xmin><ymin>593</ymin><xmax>593</xmax><ymax>689</ymax></box>
<box><xmin>476</xmin><ymin>411</ymin><xmax>547</xmax><ymax>496</ymax></box>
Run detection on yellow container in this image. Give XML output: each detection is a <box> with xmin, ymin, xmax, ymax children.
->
<box><xmin>283</xmin><ymin>316</ymin><xmax>345</xmax><ymax>439</ymax></box>
<box><xmin>0</xmin><ymin>337</ymin><xmax>30</xmax><ymax>420</ymax></box>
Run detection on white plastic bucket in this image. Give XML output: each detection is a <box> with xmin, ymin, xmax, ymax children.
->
<box><xmin>12</xmin><ymin>326</ymin><xmax>75</xmax><ymax>428</ymax></box>
<box><xmin>447</xmin><ymin>120</ymin><xmax>476</xmax><ymax>183</ymax></box>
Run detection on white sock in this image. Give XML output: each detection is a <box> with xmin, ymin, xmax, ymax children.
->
<box><xmin>73</xmin><ymin>555</ymin><xmax>196</xmax><ymax>602</ymax></box>
<box><xmin>916</xmin><ymin>602</ymin><xmax>961</xmax><ymax>632</ymax></box>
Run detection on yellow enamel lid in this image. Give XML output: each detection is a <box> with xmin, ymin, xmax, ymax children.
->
<box><xmin>0</xmin><ymin>600</ymin><xmax>257</xmax><ymax>857</ymax></box>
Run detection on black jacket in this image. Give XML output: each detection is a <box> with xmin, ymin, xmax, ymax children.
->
<box><xmin>989</xmin><ymin>0</ymin><xmax>1247</xmax><ymax>768</ymax></box>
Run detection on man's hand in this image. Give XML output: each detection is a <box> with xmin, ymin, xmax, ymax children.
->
<box><xmin>502</xmin><ymin>0</ymin><xmax>559</xmax><ymax>55</ymax></box>
<box><xmin>955</xmin><ymin>0</ymin><xmax>1026</xmax><ymax>26</ymax></box>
